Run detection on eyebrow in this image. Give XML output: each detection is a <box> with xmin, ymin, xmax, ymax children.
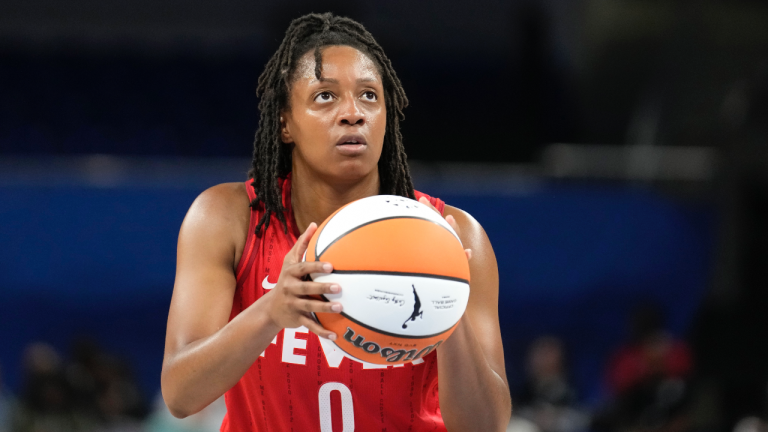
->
<box><xmin>317</xmin><ymin>77</ymin><xmax>378</xmax><ymax>84</ymax></box>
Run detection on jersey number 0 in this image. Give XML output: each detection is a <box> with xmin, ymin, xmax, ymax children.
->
<box><xmin>318</xmin><ymin>382</ymin><xmax>354</xmax><ymax>431</ymax></box>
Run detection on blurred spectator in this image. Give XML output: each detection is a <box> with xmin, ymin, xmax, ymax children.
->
<box><xmin>67</xmin><ymin>338</ymin><xmax>147</xmax><ymax>431</ymax></box>
<box><xmin>507</xmin><ymin>416</ymin><xmax>542</xmax><ymax>432</ymax></box>
<box><xmin>730</xmin><ymin>383</ymin><xmax>768</xmax><ymax>432</ymax></box>
<box><xmin>593</xmin><ymin>303</ymin><xmax>693</xmax><ymax>432</ymax></box>
<box><xmin>9</xmin><ymin>340</ymin><xmax>148</xmax><ymax>432</ymax></box>
<box><xmin>145</xmin><ymin>394</ymin><xmax>226</xmax><ymax>432</ymax></box>
<box><xmin>12</xmin><ymin>342</ymin><xmax>93</xmax><ymax>432</ymax></box>
<box><xmin>91</xmin><ymin>353</ymin><xmax>146</xmax><ymax>432</ymax></box>
<box><xmin>66</xmin><ymin>338</ymin><xmax>102</xmax><ymax>418</ymax></box>
<box><xmin>515</xmin><ymin>336</ymin><xmax>589</xmax><ymax>432</ymax></box>
<box><xmin>733</xmin><ymin>416</ymin><xmax>768</xmax><ymax>432</ymax></box>
<box><xmin>0</xmin><ymin>363</ymin><xmax>15</xmax><ymax>432</ymax></box>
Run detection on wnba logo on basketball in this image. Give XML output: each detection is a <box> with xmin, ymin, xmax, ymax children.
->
<box><xmin>305</xmin><ymin>195</ymin><xmax>470</xmax><ymax>365</ymax></box>
<box><xmin>343</xmin><ymin>327</ymin><xmax>443</xmax><ymax>363</ymax></box>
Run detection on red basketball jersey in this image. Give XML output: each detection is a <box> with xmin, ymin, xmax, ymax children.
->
<box><xmin>221</xmin><ymin>174</ymin><xmax>448</xmax><ymax>432</ymax></box>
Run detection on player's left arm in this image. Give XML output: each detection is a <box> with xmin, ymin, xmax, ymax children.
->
<box><xmin>434</xmin><ymin>202</ymin><xmax>512</xmax><ymax>432</ymax></box>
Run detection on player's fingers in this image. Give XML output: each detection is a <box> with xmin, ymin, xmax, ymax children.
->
<box><xmin>293</xmin><ymin>281</ymin><xmax>341</xmax><ymax>296</ymax></box>
<box><xmin>445</xmin><ymin>214</ymin><xmax>462</xmax><ymax>238</ymax></box>
<box><xmin>294</xmin><ymin>298</ymin><xmax>343</xmax><ymax>314</ymax></box>
<box><xmin>288</xmin><ymin>260</ymin><xmax>332</xmax><ymax>278</ymax></box>
<box><xmin>299</xmin><ymin>315</ymin><xmax>337</xmax><ymax>341</ymax></box>
<box><xmin>418</xmin><ymin>196</ymin><xmax>439</xmax><ymax>214</ymax></box>
<box><xmin>289</xmin><ymin>222</ymin><xmax>317</xmax><ymax>262</ymax></box>
<box><xmin>465</xmin><ymin>248</ymin><xmax>473</xmax><ymax>261</ymax></box>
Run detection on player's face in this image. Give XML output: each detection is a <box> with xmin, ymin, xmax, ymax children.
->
<box><xmin>282</xmin><ymin>45</ymin><xmax>386</xmax><ymax>184</ymax></box>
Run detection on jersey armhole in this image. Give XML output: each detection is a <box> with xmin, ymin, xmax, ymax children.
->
<box><xmin>414</xmin><ymin>190</ymin><xmax>446</xmax><ymax>215</ymax></box>
<box><xmin>235</xmin><ymin>179</ymin><xmax>259</xmax><ymax>281</ymax></box>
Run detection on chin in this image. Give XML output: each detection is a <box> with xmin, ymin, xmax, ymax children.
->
<box><xmin>327</xmin><ymin>160</ymin><xmax>378</xmax><ymax>183</ymax></box>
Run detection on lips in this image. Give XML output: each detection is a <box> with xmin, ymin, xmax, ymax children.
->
<box><xmin>336</xmin><ymin>134</ymin><xmax>367</xmax><ymax>146</ymax></box>
<box><xmin>335</xmin><ymin>134</ymin><xmax>368</xmax><ymax>156</ymax></box>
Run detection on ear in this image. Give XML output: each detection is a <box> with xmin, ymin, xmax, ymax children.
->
<box><xmin>280</xmin><ymin>114</ymin><xmax>293</xmax><ymax>144</ymax></box>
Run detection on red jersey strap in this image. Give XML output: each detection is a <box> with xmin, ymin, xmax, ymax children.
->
<box><xmin>414</xmin><ymin>190</ymin><xmax>446</xmax><ymax>215</ymax></box>
<box><xmin>236</xmin><ymin>176</ymin><xmax>296</xmax><ymax>282</ymax></box>
<box><xmin>235</xmin><ymin>179</ymin><xmax>259</xmax><ymax>282</ymax></box>
<box><xmin>244</xmin><ymin>178</ymin><xmax>257</xmax><ymax>202</ymax></box>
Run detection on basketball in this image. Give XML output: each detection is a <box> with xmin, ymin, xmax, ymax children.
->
<box><xmin>304</xmin><ymin>195</ymin><xmax>470</xmax><ymax>365</ymax></box>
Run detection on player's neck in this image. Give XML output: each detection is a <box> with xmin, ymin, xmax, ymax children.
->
<box><xmin>290</xmin><ymin>164</ymin><xmax>380</xmax><ymax>233</ymax></box>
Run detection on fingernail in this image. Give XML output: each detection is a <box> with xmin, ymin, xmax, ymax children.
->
<box><xmin>330</xmin><ymin>284</ymin><xmax>340</xmax><ymax>293</ymax></box>
<box><xmin>328</xmin><ymin>333</ymin><xmax>337</xmax><ymax>341</ymax></box>
<box><xmin>331</xmin><ymin>304</ymin><xmax>342</xmax><ymax>312</ymax></box>
<box><xmin>323</xmin><ymin>263</ymin><xmax>332</xmax><ymax>272</ymax></box>
<box><xmin>467</xmin><ymin>249</ymin><xmax>473</xmax><ymax>260</ymax></box>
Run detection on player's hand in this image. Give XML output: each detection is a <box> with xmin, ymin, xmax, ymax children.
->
<box><xmin>264</xmin><ymin>222</ymin><xmax>342</xmax><ymax>340</ymax></box>
<box><xmin>418</xmin><ymin>197</ymin><xmax>472</xmax><ymax>261</ymax></box>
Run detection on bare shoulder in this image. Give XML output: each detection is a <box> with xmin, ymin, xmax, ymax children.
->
<box><xmin>180</xmin><ymin>182</ymin><xmax>251</xmax><ymax>269</ymax></box>
<box><xmin>184</xmin><ymin>182</ymin><xmax>250</xmax><ymax>233</ymax></box>
<box><xmin>442</xmin><ymin>204</ymin><xmax>490</xmax><ymax>250</ymax></box>
<box><xmin>187</xmin><ymin>182</ymin><xmax>249</xmax><ymax>220</ymax></box>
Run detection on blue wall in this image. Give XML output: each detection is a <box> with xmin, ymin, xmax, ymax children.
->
<box><xmin>0</xmin><ymin>181</ymin><xmax>713</xmax><ymax>403</ymax></box>
<box><xmin>442</xmin><ymin>186</ymin><xmax>713</xmax><ymax>403</ymax></box>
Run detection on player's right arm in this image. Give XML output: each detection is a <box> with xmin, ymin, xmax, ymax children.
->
<box><xmin>161</xmin><ymin>183</ymin><xmax>341</xmax><ymax>418</ymax></box>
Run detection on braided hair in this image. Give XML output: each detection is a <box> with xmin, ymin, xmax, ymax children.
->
<box><xmin>248</xmin><ymin>12</ymin><xmax>415</xmax><ymax>236</ymax></box>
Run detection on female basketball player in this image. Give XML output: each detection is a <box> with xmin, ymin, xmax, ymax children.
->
<box><xmin>161</xmin><ymin>13</ymin><xmax>511</xmax><ymax>431</ymax></box>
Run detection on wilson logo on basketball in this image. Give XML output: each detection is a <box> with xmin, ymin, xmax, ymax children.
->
<box><xmin>343</xmin><ymin>327</ymin><xmax>443</xmax><ymax>363</ymax></box>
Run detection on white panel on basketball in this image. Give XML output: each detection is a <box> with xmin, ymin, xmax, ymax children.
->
<box><xmin>311</xmin><ymin>272</ymin><xmax>469</xmax><ymax>337</ymax></box>
<box><xmin>315</xmin><ymin>195</ymin><xmax>460</xmax><ymax>257</ymax></box>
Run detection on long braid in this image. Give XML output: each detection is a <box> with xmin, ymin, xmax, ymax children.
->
<box><xmin>248</xmin><ymin>12</ymin><xmax>415</xmax><ymax>236</ymax></box>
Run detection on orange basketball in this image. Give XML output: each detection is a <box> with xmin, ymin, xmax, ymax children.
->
<box><xmin>304</xmin><ymin>195</ymin><xmax>470</xmax><ymax>365</ymax></box>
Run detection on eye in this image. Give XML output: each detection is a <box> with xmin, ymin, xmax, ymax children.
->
<box><xmin>362</xmin><ymin>91</ymin><xmax>377</xmax><ymax>102</ymax></box>
<box><xmin>314</xmin><ymin>91</ymin><xmax>334</xmax><ymax>103</ymax></box>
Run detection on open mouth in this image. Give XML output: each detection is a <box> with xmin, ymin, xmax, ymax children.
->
<box><xmin>335</xmin><ymin>134</ymin><xmax>368</xmax><ymax>156</ymax></box>
<box><xmin>336</xmin><ymin>134</ymin><xmax>367</xmax><ymax>146</ymax></box>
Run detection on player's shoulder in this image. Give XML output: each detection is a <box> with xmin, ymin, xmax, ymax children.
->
<box><xmin>443</xmin><ymin>204</ymin><xmax>491</xmax><ymax>249</ymax></box>
<box><xmin>181</xmin><ymin>182</ymin><xmax>250</xmax><ymax>242</ymax></box>
<box><xmin>443</xmin><ymin>204</ymin><xmax>481</xmax><ymax>231</ymax></box>
<box><xmin>194</xmin><ymin>182</ymin><xmax>249</xmax><ymax>207</ymax></box>
<box><xmin>189</xmin><ymin>181</ymin><xmax>249</xmax><ymax>216</ymax></box>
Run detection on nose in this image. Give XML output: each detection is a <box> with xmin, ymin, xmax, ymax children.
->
<box><xmin>338</xmin><ymin>95</ymin><xmax>365</xmax><ymax>126</ymax></box>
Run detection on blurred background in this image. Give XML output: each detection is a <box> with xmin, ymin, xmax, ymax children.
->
<box><xmin>1</xmin><ymin>0</ymin><xmax>767</xmax><ymax>431</ymax></box>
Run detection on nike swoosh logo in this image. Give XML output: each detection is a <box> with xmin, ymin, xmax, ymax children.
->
<box><xmin>262</xmin><ymin>275</ymin><xmax>277</xmax><ymax>290</ymax></box>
